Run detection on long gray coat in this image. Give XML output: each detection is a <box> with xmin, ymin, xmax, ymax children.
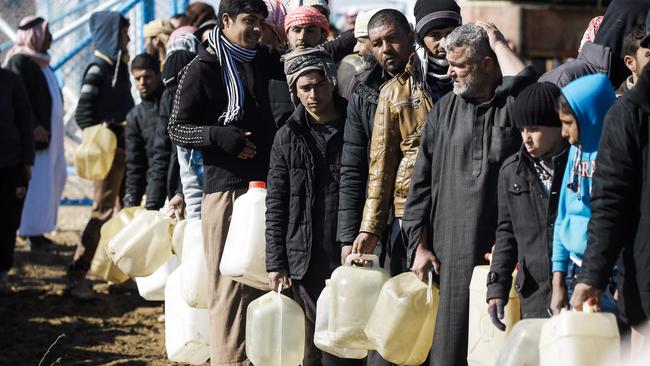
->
<box><xmin>402</xmin><ymin>66</ymin><xmax>537</xmax><ymax>366</ymax></box>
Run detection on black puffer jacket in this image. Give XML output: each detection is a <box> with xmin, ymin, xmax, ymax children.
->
<box><xmin>124</xmin><ymin>86</ymin><xmax>164</xmax><ymax>207</ymax></box>
<box><xmin>579</xmin><ymin>66</ymin><xmax>650</xmax><ymax>325</ymax></box>
<box><xmin>336</xmin><ymin>64</ymin><xmax>385</xmax><ymax>245</ymax></box>
<box><xmin>487</xmin><ymin>146</ymin><xmax>568</xmax><ymax>319</ymax></box>
<box><xmin>266</xmin><ymin>98</ymin><xmax>347</xmax><ymax>280</ymax></box>
<box><xmin>145</xmin><ymin>89</ymin><xmax>181</xmax><ymax>209</ymax></box>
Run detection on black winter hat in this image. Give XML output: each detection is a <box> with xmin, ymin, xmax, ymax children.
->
<box><xmin>413</xmin><ymin>0</ymin><xmax>462</xmax><ymax>41</ymax></box>
<box><xmin>512</xmin><ymin>82</ymin><xmax>562</xmax><ymax>129</ymax></box>
<box><xmin>162</xmin><ymin>50</ymin><xmax>196</xmax><ymax>87</ymax></box>
<box><xmin>642</xmin><ymin>9</ymin><xmax>650</xmax><ymax>47</ymax></box>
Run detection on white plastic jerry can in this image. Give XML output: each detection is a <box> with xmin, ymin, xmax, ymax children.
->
<box><xmin>539</xmin><ymin>306</ymin><xmax>620</xmax><ymax>366</ymax></box>
<box><xmin>135</xmin><ymin>255</ymin><xmax>180</xmax><ymax>301</ymax></box>
<box><xmin>165</xmin><ymin>268</ymin><xmax>210</xmax><ymax>365</ymax></box>
<box><xmin>246</xmin><ymin>286</ymin><xmax>305</xmax><ymax>366</ymax></box>
<box><xmin>365</xmin><ymin>271</ymin><xmax>439</xmax><ymax>365</ymax></box>
<box><xmin>220</xmin><ymin>181</ymin><xmax>270</xmax><ymax>291</ymax></box>
<box><xmin>74</xmin><ymin>123</ymin><xmax>117</xmax><ymax>181</ymax></box>
<box><xmin>89</xmin><ymin>207</ymin><xmax>144</xmax><ymax>283</ymax></box>
<box><xmin>108</xmin><ymin>210</ymin><xmax>175</xmax><ymax>277</ymax></box>
<box><xmin>467</xmin><ymin>265</ymin><xmax>521</xmax><ymax>366</ymax></box>
<box><xmin>171</xmin><ymin>218</ymin><xmax>187</xmax><ymax>259</ymax></box>
<box><xmin>329</xmin><ymin>254</ymin><xmax>389</xmax><ymax>350</ymax></box>
<box><xmin>496</xmin><ymin>318</ymin><xmax>548</xmax><ymax>366</ymax></box>
<box><xmin>314</xmin><ymin>281</ymin><xmax>368</xmax><ymax>359</ymax></box>
<box><xmin>180</xmin><ymin>219</ymin><xmax>209</xmax><ymax>308</ymax></box>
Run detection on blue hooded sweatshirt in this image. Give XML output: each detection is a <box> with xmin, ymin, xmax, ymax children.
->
<box><xmin>551</xmin><ymin>74</ymin><xmax>616</xmax><ymax>273</ymax></box>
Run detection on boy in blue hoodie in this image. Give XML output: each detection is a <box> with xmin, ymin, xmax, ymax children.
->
<box><xmin>550</xmin><ymin>73</ymin><xmax>617</xmax><ymax>314</ymax></box>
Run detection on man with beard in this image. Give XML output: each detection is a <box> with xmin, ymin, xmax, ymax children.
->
<box><xmin>352</xmin><ymin>3</ymin><xmax>463</xmax><ymax>276</ymax></box>
<box><xmin>402</xmin><ymin>22</ymin><xmax>536</xmax><ymax>366</ymax></box>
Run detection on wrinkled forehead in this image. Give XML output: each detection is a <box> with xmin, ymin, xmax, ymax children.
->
<box><xmin>445</xmin><ymin>45</ymin><xmax>471</xmax><ymax>63</ymax></box>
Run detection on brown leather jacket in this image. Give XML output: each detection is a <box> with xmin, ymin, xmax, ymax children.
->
<box><xmin>359</xmin><ymin>61</ymin><xmax>433</xmax><ymax>238</ymax></box>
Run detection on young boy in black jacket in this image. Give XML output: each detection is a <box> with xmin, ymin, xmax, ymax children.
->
<box><xmin>265</xmin><ymin>48</ymin><xmax>358</xmax><ymax>366</ymax></box>
<box><xmin>486</xmin><ymin>82</ymin><xmax>569</xmax><ymax>328</ymax></box>
<box><xmin>123</xmin><ymin>53</ymin><xmax>164</xmax><ymax>209</ymax></box>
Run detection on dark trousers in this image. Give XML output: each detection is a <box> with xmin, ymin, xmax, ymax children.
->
<box><xmin>70</xmin><ymin>148</ymin><xmax>125</xmax><ymax>275</ymax></box>
<box><xmin>292</xmin><ymin>279</ymin><xmax>364</xmax><ymax>366</ymax></box>
<box><xmin>0</xmin><ymin>165</ymin><xmax>28</xmax><ymax>272</ymax></box>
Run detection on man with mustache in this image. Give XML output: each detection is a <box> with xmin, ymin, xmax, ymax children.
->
<box><xmin>402</xmin><ymin>22</ymin><xmax>536</xmax><ymax>366</ymax></box>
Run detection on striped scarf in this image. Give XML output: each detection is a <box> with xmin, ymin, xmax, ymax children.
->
<box><xmin>208</xmin><ymin>27</ymin><xmax>257</xmax><ymax>125</ymax></box>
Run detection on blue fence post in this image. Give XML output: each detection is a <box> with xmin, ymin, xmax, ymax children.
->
<box><xmin>182</xmin><ymin>0</ymin><xmax>190</xmax><ymax>13</ymax></box>
<box><xmin>173</xmin><ymin>0</ymin><xmax>178</xmax><ymax>16</ymax></box>
<box><xmin>141</xmin><ymin>0</ymin><xmax>155</xmax><ymax>53</ymax></box>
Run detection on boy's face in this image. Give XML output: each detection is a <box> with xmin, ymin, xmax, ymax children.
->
<box><xmin>222</xmin><ymin>12</ymin><xmax>265</xmax><ymax>49</ymax></box>
<box><xmin>295</xmin><ymin>70</ymin><xmax>334</xmax><ymax>117</ymax></box>
<box><xmin>519</xmin><ymin>126</ymin><xmax>564</xmax><ymax>159</ymax></box>
<box><xmin>559</xmin><ymin>109</ymin><xmax>580</xmax><ymax>146</ymax></box>
<box><xmin>132</xmin><ymin>68</ymin><xmax>159</xmax><ymax>98</ymax></box>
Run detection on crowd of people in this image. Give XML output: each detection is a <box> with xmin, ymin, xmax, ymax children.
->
<box><xmin>1</xmin><ymin>0</ymin><xmax>649</xmax><ymax>365</ymax></box>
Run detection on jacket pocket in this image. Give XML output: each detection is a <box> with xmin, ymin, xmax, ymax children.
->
<box><xmin>515</xmin><ymin>257</ymin><xmax>526</xmax><ymax>294</ymax></box>
<box><xmin>488</xmin><ymin>126</ymin><xmax>516</xmax><ymax>164</ymax></box>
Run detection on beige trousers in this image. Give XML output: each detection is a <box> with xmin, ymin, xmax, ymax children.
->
<box><xmin>202</xmin><ymin>190</ymin><xmax>265</xmax><ymax>366</ymax></box>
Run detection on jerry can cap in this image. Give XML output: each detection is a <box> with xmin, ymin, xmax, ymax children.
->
<box><xmin>249</xmin><ymin>181</ymin><xmax>266</xmax><ymax>189</ymax></box>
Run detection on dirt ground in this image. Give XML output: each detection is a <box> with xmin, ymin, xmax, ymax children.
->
<box><xmin>0</xmin><ymin>206</ymin><xmax>187</xmax><ymax>365</ymax></box>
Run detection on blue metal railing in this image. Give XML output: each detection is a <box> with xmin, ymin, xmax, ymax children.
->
<box><xmin>49</xmin><ymin>0</ymin><xmax>100</xmax><ymax>25</ymax></box>
<box><xmin>52</xmin><ymin>0</ymin><xmax>146</xmax><ymax>71</ymax></box>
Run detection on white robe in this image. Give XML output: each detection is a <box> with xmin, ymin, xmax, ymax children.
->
<box><xmin>19</xmin><ymin>67</ymin><xmax>67</xmax><ymax>236</ymax></box>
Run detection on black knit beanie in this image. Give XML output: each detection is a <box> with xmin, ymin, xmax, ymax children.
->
<box><xmin>413</xmin><ymin>0</ymin><xmax>462</xmax><ymax>41</ymax></box>
<box><xmin>512</xmin><ymin>82</ymin><xmax>562</xmax><ymax>129</ymax></box>
<box><xmin>162</xmin><ymin>50</ymin><xmax>196</xmax><ymax>87</ymax></box>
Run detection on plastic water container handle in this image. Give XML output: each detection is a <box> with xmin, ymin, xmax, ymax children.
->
<box><xmin>426</xmin><ymin>269</ymin><xmax>433</xmax><ymax>304</ymax></box>
<box><xmin>344</xmin><ymin>253</ymin><xmax>380</xmax><ymax>268</ymax></box>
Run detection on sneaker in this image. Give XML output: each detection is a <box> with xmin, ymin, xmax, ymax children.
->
<box><xmin>0</xmin><ymin>271</ymin><xmax>13</xmax><ymax>295</ymax></box>
<box><xmin>66</xmin><ymin>279</ymin><xmax>97</xmax><ymax>301</ymax></box>
<box><xmin>107</xmin><ymin>279</ymin><xmax>137</xmax><ymax>295</ymax></box>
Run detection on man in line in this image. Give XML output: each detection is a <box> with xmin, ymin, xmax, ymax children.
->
<box><xmin>413</xmin><ymin>0</ymin><xmax>462</xmax><ymax>100</ymax></box>
<box><xmin>617</xmin><ymin>24</ymin><xmax>650</xmax><ymax>96</ymax></box>
<box><xmin>0</xmin><ymin>64</ymin><xmax>34</xmax><ymax>294</ymax></box>
<box><xmin>167</xmin><ymin>1</ymin><xmax>280</xmax><ymax>364</ymax></box>
<box><xmin>143</xmin><ymin>19</ymin><xmax>175</xmax><ymax>66</ymax></box>
<box><xmin>571</xmin><ymin>10</ymin><xmax>650</xmax><ymax>358</ymax></box>
<box><xmin>402</xmin><ymin>22</ymin><xmax>536</xmax><ymax>366</ymax></box>
<box><xmin>68</xmin><ymin>11</ymin><xmax>134</xmax><ymax>300</ymax></box>
<box><xmin>266</xmin><ymin>47</ymin><xmax>357</xmax><ymax>366</ymax></box>
<box><xmin>123</xmin><ymin>53</ymin><xmax>165</xmax><ymax>209</ymax></box>
<box><xmin>336</xmin><ymin>10</ymin><xmax>394</xmax><ymax>266</ymax></box>
<box><xmin>353</xmin><ymin>6</ymin><xmax>461</xmax><ymax>276</ymax></box>
<box><xmin>4</xmin><ymin>16</ymin><xmax>67</xmax><ymax>251</ymax></box>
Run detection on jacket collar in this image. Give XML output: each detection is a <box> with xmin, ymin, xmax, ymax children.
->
<box><xmin>577</xmin><ymin>42</ymin><xmax>611</xmax><ymax>76</ymax></box>
<box><xmin>286</xmin><ymin>95</ymin><xmax>347</xmax><ymax>133</ymax></box>
<box><xmin>515</xmin><ymin>143</ymin><xmax>569</xmax><ymax>176</ymax></box>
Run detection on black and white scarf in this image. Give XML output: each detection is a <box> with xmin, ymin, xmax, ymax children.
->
<box><xmin>208</xmin><ymin>27</ymin><xmax>257</xmax><ymax>125</ymax></box>
<box><xmin>415</xmin><ymin>45</ymin><xmax>453</xmax><ymax>100</ymax></box>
